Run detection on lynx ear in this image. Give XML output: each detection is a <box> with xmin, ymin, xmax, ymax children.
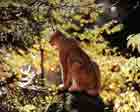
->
<box><xmin>49</xmin><ymin>31</ymin><xmax>67</xmax><ymax>46</ymax></box>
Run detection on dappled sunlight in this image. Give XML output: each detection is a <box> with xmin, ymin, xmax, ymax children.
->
<box><xmin>0</xmin><ymin>0</ymin><xmax>140</xmax><ymax>112</ymax></box>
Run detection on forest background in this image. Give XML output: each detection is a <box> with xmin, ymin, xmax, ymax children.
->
<box><xmin>0</xmin><ymin>0</ymin><xmax>140</xmax><ymax>112</ymax></box>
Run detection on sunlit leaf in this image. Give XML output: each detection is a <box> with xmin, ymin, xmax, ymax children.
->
<box><xmin>127</xmin><ymin>33</ymin><xmax>140</xmax><ymax>53</ymax></box>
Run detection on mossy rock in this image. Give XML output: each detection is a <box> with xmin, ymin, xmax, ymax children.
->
<box><xmin>47</xmin><ymin>92</ymin><xmax>105</xmax><ymax>112</ymax></box>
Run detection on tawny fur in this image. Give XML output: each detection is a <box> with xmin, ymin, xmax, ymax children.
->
<box><xmin>49</xmin><ymin>31</ymin><xmax>101</xmax><ymax>96</ymax></box>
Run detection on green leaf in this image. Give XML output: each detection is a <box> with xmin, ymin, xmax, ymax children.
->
<box><xmin>127</xmin><ymin>33</ymin><xmax>140</xmax><ymax>53</ymax></box>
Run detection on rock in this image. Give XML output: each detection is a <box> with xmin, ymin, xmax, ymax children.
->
<box><xmin>47</xmin><ymin>92</ymin><xmax>105</xmax><ymax>112</ymax></box>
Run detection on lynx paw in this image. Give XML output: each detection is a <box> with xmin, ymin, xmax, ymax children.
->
<box><xmin>68</xmin><ymin>85</ymin><xmax>81</xmax><ymax>92</ymax></box>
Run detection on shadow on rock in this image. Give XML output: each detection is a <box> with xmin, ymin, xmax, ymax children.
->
<box><xmin>47</xmin><ymin>91</ymin><xmax>107</xmax><ymax>112</ymax></box>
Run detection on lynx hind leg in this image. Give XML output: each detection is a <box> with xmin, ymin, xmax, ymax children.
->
<box><xmin>68</xmin><ymin>79</ymin><xmax>81</xmax><ymax>92</ymax></box>
<box><xmin>86</xmin><ymin>88</ymin><xmax>100</xmax><ymax>96</ymax></box>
